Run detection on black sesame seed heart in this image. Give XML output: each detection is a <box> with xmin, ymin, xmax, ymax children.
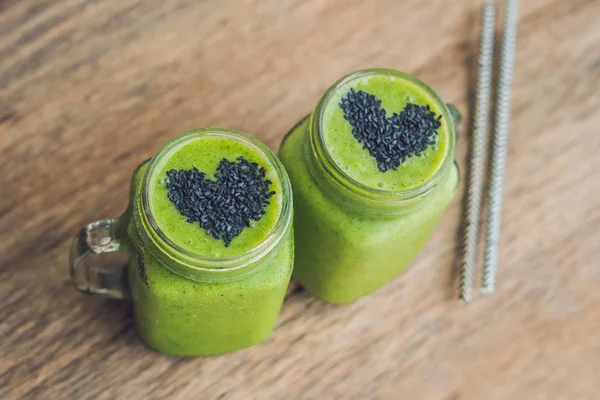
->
<box><xmin>340</xmin><ymin>89</ymin><xmax>442</xmax><ymax>172</ymax></box>
<box><xmin>165</xmin><ymin>157</ymin><xmax>276</xmax><ymax>247</ymax></box>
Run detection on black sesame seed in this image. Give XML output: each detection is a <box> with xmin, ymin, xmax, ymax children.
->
<box><xmin>339</xmin><ymin>89</ymin><xmax>442</xmax><ymax>172</ymax></box>
<box><xmin>165</xmin><ymin>157</ymin><xmax>276</xmax><ymax>247</ymax></box>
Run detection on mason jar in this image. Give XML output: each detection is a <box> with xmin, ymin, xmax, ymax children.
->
<box><xmin>279</xmin><ymin>68</ymin><xmax>460</xmax><ymax>304</ymax></box>
<box><xmin>70</xmin><ymin>128</ymin><xmax>294</xmax><ymax>356</ymax></box>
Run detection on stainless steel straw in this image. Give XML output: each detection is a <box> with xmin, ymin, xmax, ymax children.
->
<box><xmin>482</xmin><ymin>0</ymin><xmax>519</xmax><ymax>295</ymax></box>
<box><xmin>459</xmin><ymin>1</ymin><xmax>496</xmax><ymax>302</ymax></box>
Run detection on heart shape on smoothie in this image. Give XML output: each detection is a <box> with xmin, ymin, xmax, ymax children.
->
<box><xmin>340</xmin><ymin>89</ymin><xmax>442</xmax><ymax>172</ymax></box>
<box><xmin>165</xmin><ymin>157</ymin><xmax>275</xmax><ymax>247</ymax></box>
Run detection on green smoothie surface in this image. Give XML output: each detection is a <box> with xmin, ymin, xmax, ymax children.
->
<box><xmin>320</xmin><ymin>73</ymin><xmax>450</xmax><ymax>191</ymax></box>
<box><xmin>147</xmin><ymin>132</ymin><xmax>283</xmax><ymax>258</ymax></box>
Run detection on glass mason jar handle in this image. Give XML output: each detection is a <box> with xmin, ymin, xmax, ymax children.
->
<box><xmin>446</xmin><ymin>103</ymin><xmax>463</xmax><ymax>137</ymax></box>
<box><xmin>69</xmin><ymin>218</ymin><xmax>129</xmax><ymax>299</ymax></box>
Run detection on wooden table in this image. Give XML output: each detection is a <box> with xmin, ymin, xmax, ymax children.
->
<box><xmin>2</xmin><ymin>0</ymin><xmax>599</xmax><ymax>398</ymax></box>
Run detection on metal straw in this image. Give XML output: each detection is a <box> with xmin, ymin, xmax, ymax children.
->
<box><xmin>459</xmin><ymin>1</ymin><xmax>496</xmax><ymax>302</ymax></box>
<box><xmin>482</xmin><ymin>0</ymin><xmax>519</xmax><ymax>295</ymax></box>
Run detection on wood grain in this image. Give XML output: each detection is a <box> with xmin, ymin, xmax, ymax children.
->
<box><xmin>1</xmin><ymin>0</ymin><xmax>600</xmax><ymax>398</ymax></box>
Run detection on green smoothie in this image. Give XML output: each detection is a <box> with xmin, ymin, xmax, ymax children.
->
<box><xmin>321</xmin><ymin>74</ymin><xmax>450</xmax><ymax>191</ymax></box>
<box><xmin>147</xmin><ymin>134</ymin><xmax>284</xmax><ymax>258</ymax></box>
<box><xmin>279</xmin><ymin>69</ymin><xmax>459</xmax><ymax>304</ymax></box>
<box><xmin>126</xmin><ymin>129</ymin><xmax>293</xmax><ymax>355</ymax></box>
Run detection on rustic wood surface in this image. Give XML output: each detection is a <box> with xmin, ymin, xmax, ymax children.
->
<box><xmin>1</xmin><ymin>0</ymin><xmax>599</xmax><ymax>398</ymax></box>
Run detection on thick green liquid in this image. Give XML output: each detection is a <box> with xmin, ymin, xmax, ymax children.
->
<box><xmin>126</xmin><ymin>132</ymin><xmax>293</xmax><ymax>356</ymax></box>
<box><xmin>148</xmin><ymin>135</ymin><xmax>283</xmax><ymax>257</ymax></box>
<box><xmin>279</xmin><ymin>71</ymin><xmax>459</xmax><ymax>304</ymax></box>
<box><xmin>322</xmin><ymin>74</ymin><xmax>450</xmax><ymax>191</ymax></box>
